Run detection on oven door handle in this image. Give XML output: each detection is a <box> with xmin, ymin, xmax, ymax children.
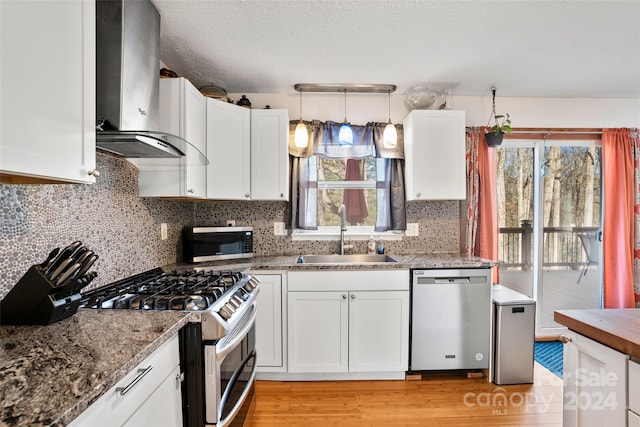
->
<box><xmin>217</xmin><ymin>351</ymin><xmax>257</xmax><ymax>427</ymax></box>
<box><xmin>216</xmin><ymin>303</ymin><xmax>257</xmax><ymax>361</ymax></box>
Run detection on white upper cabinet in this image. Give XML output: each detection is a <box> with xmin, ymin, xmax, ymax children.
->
<box><xmin>403</xmin><ymin>110</ymin><xmax>466</xmax><ymax>200</ymax></box>
<box><xmin>205</xmin><ymin>100</ymin><xmax>289</xmax><ymax>200</ymax></box>
<box><xmin>250</xmin><ymin>109</ymin><xmax>289</xmax><ymax>200</ymax></box>
<box><xmin>0</xmin><ymin>0</ymin><xmax>96</xmax><ymax>184</ymax></box>
<box><xmin>138</xmin><ymin>78</ymin><xmax>206</xmax><ymax>198</ymax></box>
<box><xmin>206</xmin><ymin>99</ymin><xmax>251</xmax><ymax>199</ymax></box>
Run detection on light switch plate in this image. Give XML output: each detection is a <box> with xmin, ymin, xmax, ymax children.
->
<box><xmin>406</xmin><ymin>223</ymin><xmax>419</xmax><ymax>237</ymax></box>
<box><xmin>274</xmin><ymin>222</ymin><xmax>287</xmax><ymax>236</ymax></box>
<box><xmin>160</xmin><ymin>223</ymin><xmax>168</xmax><ymax>240</ymax></box>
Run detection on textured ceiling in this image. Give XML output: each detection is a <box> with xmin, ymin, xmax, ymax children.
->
<box><xmin>152</xmin><ymin>0</ymin><xmax>640</xmax><ymax>98</ymax></box>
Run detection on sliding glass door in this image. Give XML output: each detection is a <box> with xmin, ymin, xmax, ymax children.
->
<box><xmin>497</xmin><ymin>139</ymin><xmax>602</xmax><ymax>336</ymax></box>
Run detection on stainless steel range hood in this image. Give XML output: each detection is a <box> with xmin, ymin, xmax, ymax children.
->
<box><xmin>96</xmin><ymin>0</ymin><xmax>193</xmax><ymax>159</ymax></box>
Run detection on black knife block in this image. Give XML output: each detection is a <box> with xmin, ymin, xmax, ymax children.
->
<box><xmin>0</xmin><ymin>265</ymin><xmax>84</xmax><ymax>325</ymax></box>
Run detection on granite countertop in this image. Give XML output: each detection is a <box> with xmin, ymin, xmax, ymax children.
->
<box><xmin>0</xmin><ymin>254</ymin><xmax>492</xmax><ymax>426</ymax></box>
<box><xmin>0</xmin><ymin>310</ymin><xmax>192</xmax><ymax>427</ymax></box>
<box><xmin>554</xmin><ymin>309</ymin><xmax>640</xmax><ymax>359</ymax></box>
<box><xmin>167</xmin><ymin>253</ymin><xmax>497</xmax><ymax>272</ymax></box>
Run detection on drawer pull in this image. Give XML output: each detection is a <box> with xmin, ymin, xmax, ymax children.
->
<box><xmin>116</xmin><ymin>366</ymin><xmax>153</xmax><ymax>396</ymax></box>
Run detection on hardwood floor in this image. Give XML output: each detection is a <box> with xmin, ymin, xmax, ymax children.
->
<box><xmin>245</xmin><ymin>363</ymin><xmax>562</xmax><ymax>426</ymax></box>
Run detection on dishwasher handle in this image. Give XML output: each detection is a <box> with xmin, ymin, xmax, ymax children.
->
<box><xmin>434</xmin><ymin>277</ymin><xmax>470</xmax><ymax>284</ymax></box>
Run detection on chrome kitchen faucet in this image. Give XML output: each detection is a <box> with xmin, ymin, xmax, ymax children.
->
<box><xmin>338</xmin><ymin>204</ymin><xmax>353</xmax><ymax>255</ymax></box>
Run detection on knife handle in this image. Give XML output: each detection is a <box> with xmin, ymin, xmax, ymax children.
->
<box><xmin>55</xmin><ymin>263</ymin><xmax>81</xmax><ymax>286</ymax></box>
<box><xmin>48</xmin><ymin>258</ymin><xmax>74</xmax><ymax>282</ymax></box>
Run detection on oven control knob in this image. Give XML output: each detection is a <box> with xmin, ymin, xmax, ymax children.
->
<box><xmin>219</xmin><ymin>305</ymin><xmax>234</xmax><ymax>320</ymax></box>
<box><xmin>230</xmin><ymin>296</ymin><xmax>243</xmax><ymax>308</ymax></box>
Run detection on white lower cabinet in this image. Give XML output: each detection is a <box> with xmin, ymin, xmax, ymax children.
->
<box><xmin>288</xmin><ymin>291</ymin><xmax>349</xmax><ymax>373</ymax></box>
<box><xmin>349</xmin><ymin>291</ymin><xmax>409</xmax><ymax>372</ymax></box>
<box><xmin>253</xmin><ymin>273</ymin><xmax>285</xmax><ymax>370</ymax></box>
<box><xmin>287</xmin><ymin>270</ymin><xmax>409</xmax><ymax>375</ymax></box>
<box><xmin>562</xmin><ymin>330</ymin><xmax>628</xmax><ymax>427</ymax></box>
<box><xmin>630</xmin><ymin>360</ymin><xmax>640</xmax><ymax>426</ymax></box>
<box><xmin>69</xmin><ymin>334</ymin><xmax>182</xmax><ymax>427</ymax></box>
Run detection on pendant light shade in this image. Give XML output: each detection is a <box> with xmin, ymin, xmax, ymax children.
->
<box><xmin>294</xmin><ymin>91</ymin><xmax>309</xmax><ymax>148</ymax></box>
<box><xmin>383</xmin><ymin>123</ymin><xmax>397</xmax><ymax>148</ymax></box>
<box><xmin>294</xmin><ymin>122</ymin><xmax>309</xmax><ymax>148</ymax></box>
<box><xmin>338</xmin><ymin>90</ymin><xmax>353</xmax><ymax>145</ymax></box>
<box><xmin>382</xmin><ymin>91</ymin><xmax>397</xmax><ymax>148</ymax></box>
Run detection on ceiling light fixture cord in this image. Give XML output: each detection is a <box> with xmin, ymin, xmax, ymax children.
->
<box><xmin>338</xmin><ymin>89</ymin><xmax>353</xmax><ymax>145</ymax></box>
<box><xmin>294</xmin><ymin>90</ymin><xmax>309</xmax><ymax>148</ymax></box>
<box><xmin>382</xmin><ymin>90</ymin><xmax>397</xmax><ymax>148</ymax></box>
<box><xmin>344</xmin><ymin>89</ymin><xmax>348</xmax><ymax>122</ymax></box>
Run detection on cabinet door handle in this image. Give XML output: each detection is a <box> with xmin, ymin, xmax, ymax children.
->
<box><xmin>350</xmin><ymin>294</ymin><xmax>356</xmax><ymax>300</ymax></box>
<box><xmin>342</xmin><ymin>294</ymin><xmax>347</xmax><ymax>300</ymax></box>
<box><xmin>115</xmin><ymin>366</ymin><xmax>153</xmax><ymax>396</ymax></box>
<box><xmin>187</xmin><ymin>188</ymin><xmax>195</xmax><ymax>194</ymax></box>
<box><xmin>560</xmin><ymin>335</ymin><xmax>572</xmax><ymax>344</ymax></box>
<box><xmin>416</xmin><ymin>192</ymin><xmax>421</xmax><ymax>198</ymax></box>
<box><xmin>88</xmin><ymin>169</ymin><xmax>100</xmax><ymax>177</ymax></box>
<box><xmin>280</xmin><ymin>193</ymin><xmax>284</xmax><ymax>198</ymax></box>
<box><xmin>245</xmin><ymin>193</ymin><xmax>250</xmax><ymax>198</ymax></box>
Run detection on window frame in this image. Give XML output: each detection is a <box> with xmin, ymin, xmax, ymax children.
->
<box><xmin>291</xmin><ymin>156</ymin><xmax>403</xmax><ymax>240</ymax></box>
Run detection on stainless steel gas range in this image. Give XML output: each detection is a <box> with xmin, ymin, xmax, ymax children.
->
<box><xmin>79</xmin><ymin>268</ymin><xmax>260</xmax><ymax>427</ymax></box>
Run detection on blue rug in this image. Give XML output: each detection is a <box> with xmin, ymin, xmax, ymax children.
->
<box><xmin>534</xmin><ymin>341</ymin><xmax>563</xmax><ymax>378</ymax></box>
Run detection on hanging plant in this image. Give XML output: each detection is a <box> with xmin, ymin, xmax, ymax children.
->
<box><xmin>485</xmin><ymin>87</ymin><xmax>512</xmax><ymax>147</ymax></box>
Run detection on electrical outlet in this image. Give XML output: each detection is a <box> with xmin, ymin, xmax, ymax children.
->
<box><xmin>406</xmin><ymin>223</ymin><xmax>419</xmax><ymax>237</ymax></box>
<box><xmin>160</xmin><ymin>223</ymin><xmax>168</xmax><ymax>240</ymax></box>
<box><xmin>274</xmin><ymin>222</ymin><xmax>287</xmax><ymax>236</ymax></box>
<box><xmin>226</xmin><ymin>220</ymin><xmax>236</xmax><ymax>227</ymax></box>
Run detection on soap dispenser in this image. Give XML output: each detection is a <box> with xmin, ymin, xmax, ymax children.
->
<box><xmin>367</xmin><ymin>235</ymin><xmax>376</xmax><ymax>254</ymax></box>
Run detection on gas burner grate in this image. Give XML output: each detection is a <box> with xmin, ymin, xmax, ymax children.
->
<box><xmin>79</xmin><ymin>268</ymin><xmax>250</xmax><ymax>312</ymax></box>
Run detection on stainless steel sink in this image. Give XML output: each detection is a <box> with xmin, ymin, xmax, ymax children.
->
<box><xmin>296</xmin><ymin>254</ymin><xmax>397</xmax><ymax>264</ymax></box>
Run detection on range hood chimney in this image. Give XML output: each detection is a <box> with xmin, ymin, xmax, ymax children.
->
<box><xmin>95</xmin><ymin>0</ymin><xmax>190</xmax><ymax>159</ymax></box>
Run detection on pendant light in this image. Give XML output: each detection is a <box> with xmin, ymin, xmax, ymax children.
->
<box><xmin>382</xmin><ymin>91</ymin><xmax>397</xmax><ymax>148</ymax></box>
<box><xmin>338</xmin><ymin>89</ymin><xmax>353</xmax><ymax>145</ymax></box>
<box><xmin>294</xmin><ymin>90</ymin><xmax>309</xmax><ymax>148</ymax></box>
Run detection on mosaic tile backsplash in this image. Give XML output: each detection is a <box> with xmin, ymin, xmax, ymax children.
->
<box><xmin>194</xmin><ymin>199</ymin><xmax>461</xmax><ymax>257</ymax></box>
<box><xmin>0</xmin><ymin>153</ymin><xmax>193</xmax><ymax>299</ymax></box>
<box><xmin>1</xmin><ymin>152</ymin><xmax>460</xmax><ymax>299</ymax></box>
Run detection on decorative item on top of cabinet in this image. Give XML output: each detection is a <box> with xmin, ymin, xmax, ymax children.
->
<box><xmin>0</xmin><ymin>0</ymin><xmax>96</xmax><ymax>184</ymax></box>
<box><xmin>206</xmin><ymin>98</ymin><xmax>289</xmax><ymax>200</ymax></box>
<box><xmin>403</xmin><ymin>110</ymin><xmax>466</xmax><ymax>200</ymax></box>
<box><xmin>236</xmin><ymin>95</ymin><xmax>252</xmax><ymax>108</ymax></box>
<box><xmin>138</xmin><ymin>77</ymin><xmax>207</xmax><ymax>198</ymax></box>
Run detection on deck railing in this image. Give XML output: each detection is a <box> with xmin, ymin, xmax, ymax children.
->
<box><xmin>499</xmin><ymin>222</ymin><xmax>599</xmax><ymax>270</ymax></box>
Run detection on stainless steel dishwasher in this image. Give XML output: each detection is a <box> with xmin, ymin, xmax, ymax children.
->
<box><xmin>410</xmin><ymin>268</ymin><xmax>492</xmax><ymax>371</ymax></box>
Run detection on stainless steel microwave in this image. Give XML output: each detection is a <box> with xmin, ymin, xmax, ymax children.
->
<box><xmin>183</xmin><ymin>226</ymin><xmax>253</xmax><ymax>262</ymax></box>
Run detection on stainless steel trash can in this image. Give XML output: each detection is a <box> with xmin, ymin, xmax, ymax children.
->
<box><xmin>492</xmin><ymin>285</ymin><xmax>535</xmax><ymax>385</ymax></box>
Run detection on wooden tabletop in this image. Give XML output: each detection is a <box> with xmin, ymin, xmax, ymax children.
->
<box><xmin>554</xmin><ymin>309</ymin><xmax>640</xmax><ymax>359</ymax></box>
